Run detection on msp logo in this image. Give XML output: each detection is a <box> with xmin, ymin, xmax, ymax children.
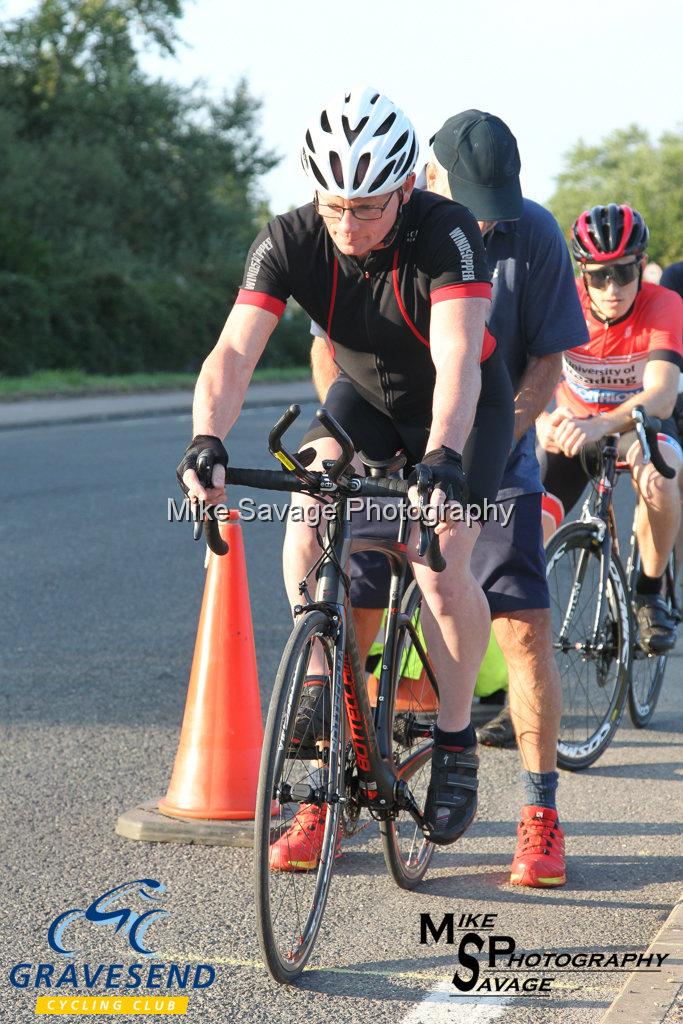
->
<box><xmin>48</xmin><ymin>879</ymin><xmax>168</xmax><ymax>957</ymax></box>
<box><xmin>419</xmin><ymin>910</ymin><xmax>669</xmax><ymax>998</ymax></box>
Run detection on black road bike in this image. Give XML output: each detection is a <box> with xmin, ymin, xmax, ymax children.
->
<box><xmin>546</xmin><ymin>406</ymin><xmax>679</xmax><ymax>770</ymax></box>
<box><xmin>197</xmin><ymin>406</ymin><xmax>442</xmax><ymax>982</ymax></box>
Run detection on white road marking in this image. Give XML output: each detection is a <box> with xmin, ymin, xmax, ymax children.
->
<box><xmin>400</xmin><ymin>980</ymin><xmax>510</xmax><ymax>1024</ymax></box>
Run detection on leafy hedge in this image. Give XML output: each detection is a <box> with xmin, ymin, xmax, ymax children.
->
<box><xmin>0</xmin><ymin>1</ymin><xmax>310</xmax><ymax>378</ymax></box>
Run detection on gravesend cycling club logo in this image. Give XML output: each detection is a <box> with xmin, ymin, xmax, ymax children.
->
<box><xmin>420</xmin><ymin>911</ymin><xmax>669</xmax><ymax>997</ymax></box>
<box><xmin>8</xmin><ymin>878</ymin><xmax>217</xmax><ymax>1016</ymax></box>
<box><xmin>48</xmin><ymin>879</ymin><xmax>168</xmax><ymax>956</ymax></box>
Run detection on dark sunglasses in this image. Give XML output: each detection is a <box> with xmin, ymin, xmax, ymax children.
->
<box><xmin>582</xmin><ymin>260</ymin><xmax>641</xmax><ymax>289</ymax></box>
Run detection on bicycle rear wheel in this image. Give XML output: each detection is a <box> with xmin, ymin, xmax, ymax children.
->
<box><xmin>546</xmin><ymin>524</ymin><xmax>631</xmax><ymax>770</ymax></box>
<box><xmin>628</xmin><ymin>548</ymin><xmax>677</xmax><ymax>727</ymax></box>
<box><xmin>380</xmin><ymin>581</ymin><xmax>436</xmax><ymax>888</ymax></box>
<box><xmin>254</xmin><ymin>610</ymin><xmax>342</xmax><ymax>983</ymax></box>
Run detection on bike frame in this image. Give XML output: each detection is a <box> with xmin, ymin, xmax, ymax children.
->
<box><xmin>562</xmin><ymin>423</ymin><xmax>680</xmax><ymax>649</ymax></box>
<box><xmin>558</xmin><ymin>435</ymin><xmax>621</xmax><ymax>651</ymax></box>
<box><xmin>302</xmin><ymin>496</ymin><xmax>435</xmax><ymax>825</ymax></box>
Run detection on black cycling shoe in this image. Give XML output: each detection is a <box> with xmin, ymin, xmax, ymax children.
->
<box><xmin>634</xmin><ymin>594</ymin><xmax>676</xmax><ymax>655</ymax></box>
<box><xmin>422</xmin><ymin>743</ymin><xmax>479</xmax><ymax>846</ymax></box>
<box><xmin>476</xmin><ymin>703</ymin><xmax>516</xmax><ymax>749</ymax></box>
<box><xmin>289</xmin><ymin>676</ymin><xmax>330</xmax><ymax>758</ymax></box>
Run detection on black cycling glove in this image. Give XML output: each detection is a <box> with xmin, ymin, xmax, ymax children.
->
<box><xmin>410</xmin><ymin>446</ymin><xmax>468</xmax><ymax>504</ymax></box>
<box><xmin>176</xmin><ymin>435</ymin><xmax>229</xmax><ymax>494</ymax></box>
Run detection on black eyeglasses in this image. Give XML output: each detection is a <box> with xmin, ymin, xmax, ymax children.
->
<box><xmin>314</xmin><ymin>189</ymin><xmax>399</xmax><ymax>222</ymax></box>
<box><xmin>582</xmin><ymin>260</ymin><xmax>641</xmax><ymax>290</ymax></box>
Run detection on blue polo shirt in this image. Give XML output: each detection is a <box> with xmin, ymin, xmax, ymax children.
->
<box><xmin>312</xmin><ymin>195</ymin><xmax>587</xmax><ymax>499</ymax></box>
<box><xmin>485</xmin><ymin>198</ymin><xmax>588</xmax><ymax>497</ymax></box>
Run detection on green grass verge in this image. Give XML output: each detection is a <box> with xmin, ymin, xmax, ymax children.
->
<box><xmin>0</xmin><ymin>366</ymin><xmax>309</xmax><ymax>400</ymax></box>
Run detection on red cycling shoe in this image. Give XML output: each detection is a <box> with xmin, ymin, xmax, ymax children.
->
<box><xmin>510</xmin><ymin>805</ymin><xmax>566</xmax><ymax>887</ymax></box>
<box><xmin>269</xmin><ymin>803</ymin><xmax>342</xmax><ymax>872</ymax></box>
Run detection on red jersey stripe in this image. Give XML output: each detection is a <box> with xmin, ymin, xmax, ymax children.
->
<box><xmin>431</xmin><ymin>282</ymin><xmax>492</xmax><ymax>303</ymax></box>
<box><xmin>236</xmin><ymin>289</ymin><xmax>286</xmax><ymax>318</ymax></box>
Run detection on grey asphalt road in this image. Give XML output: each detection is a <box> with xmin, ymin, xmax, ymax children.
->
<box><xmin>1</xmin><ymin>405</ymin><xmax>681</xmax><ymax>1024</ymax></box>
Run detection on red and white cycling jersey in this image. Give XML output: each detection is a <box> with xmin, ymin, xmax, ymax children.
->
<box><xmin>555</xmin><ymin>281</ymin><xmax>683</xmax><ymax>416</ymax></box>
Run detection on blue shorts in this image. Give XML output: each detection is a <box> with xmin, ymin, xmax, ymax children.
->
<box><xmin>350</xmin><ymin>493</ymin><xmax>549</xmax><ymax>615</ymax></box>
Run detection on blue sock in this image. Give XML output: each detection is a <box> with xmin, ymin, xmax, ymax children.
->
<box><xmin>520</xmin><ymin>770</ymin><xmax>559</xmax><ymax>811</ymax></box>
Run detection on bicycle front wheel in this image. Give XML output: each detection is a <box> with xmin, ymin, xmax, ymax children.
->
<box><xmin>380</xmin><ymin>581</ymin><xmax>436</xmax><ymax>889</ymax></box>
<box><xmin>628</xmin><ymin>548</ymin><xmax>677</xmax><ymax>727</ymax></box>
<box><xmin>254</xmin><ymin>609</ymin><xmax>342</xmax><ymax>983</ymax></box>
<box><xmin>546</xmin><ymin>524</ymin><xmax>631</xmax><ymax>770</ymax></box>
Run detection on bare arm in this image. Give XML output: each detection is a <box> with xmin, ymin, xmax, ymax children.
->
<box><xmin>426</xmin><ymin>297</ymin><xmax>489</xmax><ymax>452</ymax></box>
<box><xmin>597</xmin><ymin>360</ymin><xmax>680</xmax><ymax>432</ymax></box>
<box><xmin>310</xmin><ymin>335</ymin><xmax>340</xmax><ymax>402</ymax></box>
<box><xmin>551</xmin><ymin>360</ymin><xmax>680</xmax><ymax>457</ymax></box>
<box><xmin>192</xmin><ymin>304</ymin><xmax>278</xmax><ymax>437</ymax></box>
<box><xmin>514</xmin><ymin>352</ymin><xmax>563</xmax><ymax>441</ymax></box>
<box><xmin>181</xmin><ymin>303</ymin><xmax>278</xmax><ymax>502</ymax></box>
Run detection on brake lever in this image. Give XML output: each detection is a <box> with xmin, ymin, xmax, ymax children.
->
<box><xmin>633</xmin><ymin>405</ymin><xmax>675</xmax><ymax>480</ymax></box>
<box><xmin>414</xmin><ymin>466</ymin><xmax>447</xmax><ymax>572</ymax></box>
<box><xmin>416</xmin><ymin>465</ymin><xmax>432</xmax><ymax>558</ymax></box>
<box><xmin>194</xmin><ymin>451</ymin><xmax>228</xmax><ymax>555</ymax></box>
<box><xmin>632</xmin><ymin>407</ymin><xmax>651</xmax><ymax>464</ymax></box>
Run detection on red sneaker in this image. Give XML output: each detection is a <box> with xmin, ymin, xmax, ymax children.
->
<box><xmin>510</xmin><ymin>805</ymin><xmax>566</xmax><ymax>887</ymax></box>
<box><xmin>269</xmin><ymin>804</ymin><xmax>342</xmax><ymax>872</ymax></box>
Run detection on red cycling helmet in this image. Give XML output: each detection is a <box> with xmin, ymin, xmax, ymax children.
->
<box><xmin>571</xmin><ymin>204</ymin><xmax>649</xmax><ymax>264</ymax></box>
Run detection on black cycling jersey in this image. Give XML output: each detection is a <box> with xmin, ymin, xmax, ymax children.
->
<box><xmin>237</xmin><ymin>189</ymin><xmax>495</xmax><ymax>420</ymax></box>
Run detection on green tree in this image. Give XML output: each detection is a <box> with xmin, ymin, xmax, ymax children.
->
<box><xmin>0</xmin><ymin>0</ymin><xmax>302</xmax><ymax>376</ymax></box>
<box><xmin>547</xmin><ymin>125</ymin><xmax>683</xmax><ymax>267</ymax></box>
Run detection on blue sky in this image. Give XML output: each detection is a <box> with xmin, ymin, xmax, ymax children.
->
<box><xmin>4</xmin><ymin>0</ymin><xmax>682</xmax><ymax>213</ymax></box>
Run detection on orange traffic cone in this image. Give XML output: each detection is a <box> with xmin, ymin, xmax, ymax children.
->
<box><xmin>158</xmin><ymin>510</ymin><xmax>263</xmax><ymax>820</ymax></box>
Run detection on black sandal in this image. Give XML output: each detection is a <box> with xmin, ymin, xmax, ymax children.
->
<box><xmin>634</xmin><ymin>594</ymin><xmax>676</xmax><ymax>655</ymax></box>
<box><xmin>422</xmin><ymin>743</ymin><xmax>479</xmax><ymax>845</ymax></box>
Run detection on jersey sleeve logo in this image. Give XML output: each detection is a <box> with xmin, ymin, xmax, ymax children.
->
<box><xmin>448</xmin><ymin>227</ymin><xmax>475</xmax><ymax>281</ymax></box>
<box><xmin>244</xmin><ymin>236</ymin><xmax>274</xmax><ymax>290</ymax></box>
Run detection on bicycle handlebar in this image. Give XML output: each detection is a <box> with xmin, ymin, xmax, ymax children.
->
<box><xmin>200</xmin><ymin>466</ymin><xmax>446</xmax><ymax>571</ymax></box>
<box><xmin>632</xmin><ymin>406</ymin><xmax>675</xmax><ymax>480</ymax></box>
<box><xmin>193</xmin><ymin>405</ymin><xmax>448</xmax><ymax>573</ymax></box>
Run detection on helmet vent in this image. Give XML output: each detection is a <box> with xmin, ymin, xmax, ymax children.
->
<box><xmin>353</xmin><ymin>153</ymin><xmax>371</xmax><ymax>190</ymax></box>
<box><xmin>342</xmin><ymin>114</ymin><xmax>369</xmax><ymax>145</ymax></box>
<box><xmin>368</xmin><ymin>161</ymin><xmax>395</xmax><ymax>193</ymax></box>
<box><xmin>374</xmin><ymin>113</ymin><xmax>396</xmax><ymax>136</ymax></box>
<box><xmin>305</xmin><ymin>130</ymin><xmax>315</xmax><ymax>153</ymax></box>
<box><xmin>370</xmin><ymin>93</ymin><xmax>379</xmax><ymax>104</ymax></box>
<box><xmin>308</xmin><ymin>156</ymin><xmax>329</xmax><ymax>189</ymax></box>
<box><xmin>330</xmin><ymin>151</ymin><xmax>345</xmax><ymax>190</ymax></box>
<box><xmin>405</xmin><ymin>135</ymin><xmax>417</xmax><ymax>171</ymax></box>
<box><xmin>320</xmin><ymin>110</ymin><xmax>332</xmax><ymax>133</ymax></box>
<box><xmin>387</xmin><ymin>130</ymin><xmax>409</xmax><ymax>158</ymax></box>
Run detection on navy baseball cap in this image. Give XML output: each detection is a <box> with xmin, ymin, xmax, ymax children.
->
<box><xmin>430</xmin><ymin>110</ymin><xmax>523</xmax><ymax>221</ymax></box>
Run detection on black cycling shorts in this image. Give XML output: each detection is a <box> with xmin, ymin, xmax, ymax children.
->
<box><xmin>538</xmin><ymin>418</ymin><xmax>683</xmax><ymax>519</ymax></box>
<box><xmin>301</xmin><ymin>345</ymin><xmax>514</xmax><ymax>511</ymax></box>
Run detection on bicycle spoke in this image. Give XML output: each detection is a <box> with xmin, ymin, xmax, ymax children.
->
<box><xmin>547</xmin><ymin>526</ymin><xmax>629</xmax><ymax>769</ymax></box>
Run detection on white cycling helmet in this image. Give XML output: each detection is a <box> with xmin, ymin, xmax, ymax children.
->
<box><xmin>301</xmin><ymin>87</ymin><xmax>419</xmax><ymax>199</ymax></box>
